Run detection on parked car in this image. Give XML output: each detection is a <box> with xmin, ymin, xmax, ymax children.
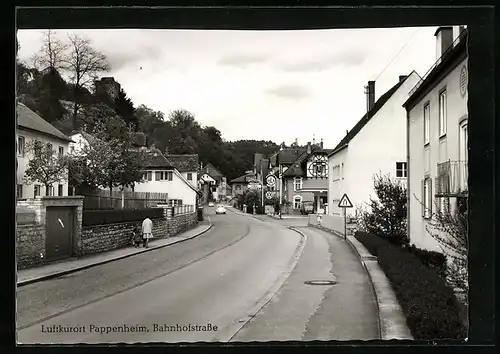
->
<box><xmin>215</xmin><ymin>205</ymin><xmax>226</xmax><ymax>214</ymax></box>
<box><xmin>300</xmin><ymin>201</ymin><xmax>314</xmax><ymax>215</ymax></box>
<box><xmin>208</xmin><ymin>202</ymin><xmax>215</xmax><ymax>207</ymax></box>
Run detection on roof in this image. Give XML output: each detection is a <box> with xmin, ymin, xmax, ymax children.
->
<box><xmin>404</xmin><ymin>30</ymin><xmax>468</xmax><ymax>111</ymax></box>
<box><xmin>166</xmin><ymin>154</ymin><xmax>199</xmax><ymax>172</ymax></box>
<box><xmin>229</xmin><ymin>173</ymin><xmax>253</xmax><ymax>184</ymax></box>
<box><xmin>202</xmin><ymin>163</ymin><xmax>223</xmax><ymax>179</ymax></box>
<box><xmin>328</xmin><ymin>74</ymin><xmax>413</xmax><ymax>157</ymax></box>
<box><xmin>282</xmin><ymin>147</ymin><xmax>334</xmax><ymax>177</ymax></box>
<box><xmin>277</xmin><ymin>147</ymin><xmax>308</xmax><ymax>165</ymax></box>
<box><xmin>143</xmin><ymin>150</ymin><xmax>174</xmax><ymax>169</ymax></box>
<box><xmin>68</xmin><ymin>130</ymin><xmax>96</xmax><ymax>143</ymax></box>
<box><xmin>17</xmin><ymin>102</ymin><xmax>73</xmax><ymax>143</ymax></box>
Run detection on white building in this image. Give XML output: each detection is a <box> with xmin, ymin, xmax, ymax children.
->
<box><xmin>328</xmin><ymin>71</ymin><xmax>422</xmax><ymax>218</ymax></box>
<box><xmin>16</xmin><ymin>103</ymin><xmax>73</xmax><ymax>199</ymax></box>
<box><xmin>166</xmin><ymin>154</ymin><xmax>199</xmax><ymax>190</ymax></box>
<box><xmin>132</xmin><ymin>151</ymin><xmax>199</xmax><ymax>207</ymax></box>
<box><xmin>404</xmin><ymin>25</ymin><xmax>468</xmax><ymax>251</ymax></box>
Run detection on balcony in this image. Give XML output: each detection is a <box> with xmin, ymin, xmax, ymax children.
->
<box><xmin>435</xmin><ymin>160</ymin><xmax>468</xmax><ymax>197</ymax></box>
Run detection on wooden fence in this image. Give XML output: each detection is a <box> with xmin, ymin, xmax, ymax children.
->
<box><xmin>83</xmin><ymin>190</ymin><xmax>169</xmax><ymax>210</ymax></box>
<box><xmin>172</xmin><ymin>205</ymin><xmax>195</xmax><ymax>215</ymax></box>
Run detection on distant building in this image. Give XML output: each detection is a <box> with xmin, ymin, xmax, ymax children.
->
<box><xmin>94</xmin><ymin>77</ymin><xmax>121</xmax><ymax>100</ymax></box>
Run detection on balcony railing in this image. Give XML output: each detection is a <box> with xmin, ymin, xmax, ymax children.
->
<box><xmin>435</xmin><ymin>160</ymin><xmax>468</xmax><ymax>197</ymax></box>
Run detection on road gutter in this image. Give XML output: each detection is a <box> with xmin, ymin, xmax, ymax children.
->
<box><xmin>17</xmin><ymin>217</ymin><xmax>213</xmax><ymax>287</ymax></box>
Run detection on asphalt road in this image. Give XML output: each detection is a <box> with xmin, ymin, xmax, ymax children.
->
<box><xmin>16</xmin><ymin>207</ymin><xmax>304</xmax><ymax>344</ymax></box>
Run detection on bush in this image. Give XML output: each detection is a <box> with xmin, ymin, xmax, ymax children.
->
<box><xmin>354</xmin><ymin>231</ymin><xmax>390</xmax><ymax>256</ymax></box>
<box><xmin>358</xmin><ymin>173</ymin><xmax>408</xmax><ymax>246</ymax></box>
<box><xmin>83</xmin><ymin>208</ymin><xmax>163</xmax><ymax>226</ymax></box>
<box><xmin>377</xmin><ymin>244</ymin><xmax>466</xmax><ymax>339</ymax></box>
<box><xmin>407</xmin><ymin>244</ymin><xmax>447</xmax><ymax>279</ymax></box>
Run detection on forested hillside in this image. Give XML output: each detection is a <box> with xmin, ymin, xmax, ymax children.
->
<box><xmin>16</xmin><ymin>31</ymin><xmax>282</xmax><ymax>181</ymax></box>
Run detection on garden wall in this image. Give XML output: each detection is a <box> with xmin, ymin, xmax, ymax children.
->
<box><xmin>16</xmin><ymin>223</ymin><xmax>45</xmax><ymax>269</ymax></box>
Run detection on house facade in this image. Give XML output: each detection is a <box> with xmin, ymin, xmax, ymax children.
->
<box><xmin>228</xmin><ymin>172</ymin><xmax>255</xmax><ymax>199</ymax></box>
<box><xmin>166</xmin><ymin>154</ymin><xmax>199</xmax><ymax>189</ymax></box>
<box><xmin>281</xmin><ymin>142</ymin><xmax>332</xmax><ymax>214</ymax></box>
<box><xmin>16</xmin><ymin>103</ymin><xmax>73</xmax><ymax>199</ymax></box>
<box><xmin>404</xmin><ymin>26</ymin><xmax>468</xmax><ymax>251</ymax></box>
<box><xmin>198</xmin><ymin>163</ymin><xmax>226</xmax><ymax>203</ymax></box>
<box><xmin>132</xmin><ymin>151</ymin><xmax>198</xmax><ymax>206</ymax></box>
<box><xmin>328</xmin><ymin>71</ymin><xmax>422</xmax><ymax>219</ymax></box>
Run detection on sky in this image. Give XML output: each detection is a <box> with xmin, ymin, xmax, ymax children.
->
<box><xmin>17</xmin><ymin>27</ymin><xmax>439</xmax><ymax>148</ymax></box>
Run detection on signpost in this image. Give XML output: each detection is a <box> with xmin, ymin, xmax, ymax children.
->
<box><xmin>337</xmin><ymin>193</ymin><xmax>353</xmax><ymax>240</ymax></box>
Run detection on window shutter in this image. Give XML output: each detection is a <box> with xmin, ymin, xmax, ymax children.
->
<box><xmin>429</xmin><ymin>178</ymin><xmax>432</xmax><ymax>216</ymax></box>
<box><xmin>421</xmin><ymin>178</ymin><xmax>425</xmax><ymax>217</ymax></box>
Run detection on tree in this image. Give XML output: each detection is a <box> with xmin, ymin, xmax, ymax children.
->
<box><xmin>424</xmin><ymin>197</ymin><xmax>468</xmax><ymax>301</ymax></box>
<box><xmin>357</xmin><ymin>173</ymin><xmax>408</xmax><ymax>246</ymax></box>
<box><xmin>23</xmin><ymin>140</ymin><xmax>69</xmax><ymax>196</ymax></box>
<box><xmin>62</xmin><ymin>33</ymin><xmax>110</xmax><ymax>130</ymax></box>
<box><xmin>30</xmin><ymin>30</ymin><xmax>69</xmax><ymax>71</ymax></box>
<box><xmin>114</xmin><ymin>88</ymin><xmax>139</xmax><ymax>131</ymax></box>
<box><xmin>135</xmin><ymin>104</ymin><xmax>164</xmax><ymax>143</ymax></box>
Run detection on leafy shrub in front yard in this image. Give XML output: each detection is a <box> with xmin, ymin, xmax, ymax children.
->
<box><xmin>377</xmin><ymin>245</ymin><xmax>467</xmax><ymax>339</ymax></box>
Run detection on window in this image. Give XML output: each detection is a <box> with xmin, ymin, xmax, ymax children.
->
<box><xmin>424</xmin><ymin>103</ymin><xmax>430</xmax><ymax>145</ymax></box>
<box><xmin>70</xmin><ymin>146</ymin><xmax>75</xmax><ymax>154</ymax></box>
<box><xmin>437</xmin><ymin>197</ymin><xmax>450</xmax><ymax>215</ymax></box>
<box><xmin>236</xmin><ymin>185</ymin><xmax>241</xmax><ymax>190</ymax></box>
<box><xmin>144</xmin><ymin>171</ymin><xmax>152</xmax><ymax>181</ymax></box>
<box><xmin>166</xmin><ymin>171</ymin><xmax>173</xmax><ymax>181</ymax></box>
<box><xmin>294</xmin><ymin>177</ymin><xmax>303</xmax><ymax>192</ymax></box>
<box><xmin>58</xmin><ymin>146</ymin><xmax>64</xmax><ymax>157</ymax></box>
<box><xmin>422</xmin><ymin>177</ymin><xmax>432</xmax><ymax>219</ymax></box>
<box><xmin>48</xmin><ymin>185</ymin><xmax>54</xmax><ymax>196</ymax></box>
<box><xmin>17</xmin><ymin>136</ymin><xmax>25</xmax><ymax>157</ymax></box>
<box><xmin>341</xmin><ymin>163</ymin><xmax>344</xmax><ymax>179</ymax></box>
<box><xmin>293</xmin><ymin>196</ymin><xmax>302</xmax><ymax>209</ymax></box>
<box><xmin>396</xmin><ymin>162</ymin><xmax>408</xmax><ymax>177</ymax></box>
<box><xmin>332</xmin><ymin>165</ymin><xmax>340</xmax><ymax>180</ymax></box>
<box><xmin>47</xmin><ymin>143</ymin><xmax>53</xmax><ymax>151</ymax></box>
<box><xmin>17</xmin><ymin>184</ymin><xmax>23</xmax><ymax>199</ymax></box>
<box><xmin>58</xmin><ymin>184</ymin><xmax>64</xmax><ymax>196</ymax></box>
<box><xmin>34</xmin><ymin>185</ymin><xmax>41</xmax><ymax>197</ymax></box>
<box><xmin>187</xmin><ymin>173</ymin><xmax>192</xmax><ymax>180</ymax></box>
<box><xmin>439</xmin><ymin>90</ymin><xmax>447</xmax><ymax>137</ymax></box>
<box><xmin>212</xmin><ymin>187</ymin><xmax>217</xmax><ymax>192</ymax></box>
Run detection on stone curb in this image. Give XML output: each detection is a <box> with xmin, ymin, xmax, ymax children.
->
<box><xmin>308</xmin><ymin>224</ymin><xmax>413</xmax><ymax>340</ymax></box>
<box><xmin>17</xmin><ymin>217</ymin><xmax>213</xmax><ymax>287</ymax></box>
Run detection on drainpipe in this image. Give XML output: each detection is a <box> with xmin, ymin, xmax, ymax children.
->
<box><xmin>406</xmin><ymin>109</ymin><xmax>411</xmax><ymax>244</ymax></box>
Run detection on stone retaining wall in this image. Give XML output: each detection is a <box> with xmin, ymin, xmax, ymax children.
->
<box><xmin>16</xmin><ymin>223</ymin><xmax>45</xmax><ymax>269</ymax></box>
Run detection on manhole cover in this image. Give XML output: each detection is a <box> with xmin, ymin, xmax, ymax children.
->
<box><xmin>304</xmin><ymin>279</ymin><xmax>337</xmax><ymax>286</ymax></box>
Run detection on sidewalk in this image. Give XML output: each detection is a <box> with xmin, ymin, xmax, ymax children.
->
<box><xmin>227</xmin><ymin>206</ymin><xmax>306</xmax><ymax>221</ymax></box>
<box><xmin>17</xmin><ymin>217</ymin><xmax>212</xmax><ymax>287</ymax></box>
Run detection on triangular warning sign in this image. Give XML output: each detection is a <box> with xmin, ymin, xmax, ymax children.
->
<box><xmin>338</xmin><ymin>193</ymin><xmax>353</xmax><ymax>208</ymax></box>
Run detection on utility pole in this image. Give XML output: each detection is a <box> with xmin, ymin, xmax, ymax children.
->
<box><xmin>278</xmin><ymin>163</ymin><xmax>283</xmax><ymax>218</ymax></box>
<box><xmin>261</xmin><ymin>165</ymin><xmax>264</xmax><ymax>210</ymax></box>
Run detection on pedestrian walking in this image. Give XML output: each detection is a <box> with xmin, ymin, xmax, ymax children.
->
<box><xmin>132</xmin><ymin>225</ymin><xmax>142</xmax><ymax>247</ymax></box>
<box><xmin>142</xmin><ymin>217</ymin><xmax>153</xmax><ymax>248</ymax></box>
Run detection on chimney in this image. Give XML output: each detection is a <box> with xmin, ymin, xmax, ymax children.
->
<box><xmin>295</xmin><ymin>137</ymin><xmax>298</xmax><ymax>145</ymax></box>
<box><xmin>399</xmin><ymin>75</ymin><xmax>408</xmax><ymax>82</ymax></box>
<box><xmin>313</xmin><ymin>134</ymin><xmax>316</xmax><ymax>146</ymax></box>
<box><xmin>307</xmin><ymin>142</ymin><xmax>312</xmax><ymax>154</ymax></box>
<box><xmin>365</xmin><ymin>81</ymin><xmax>375</xmax><ymax>112</ymax></box>
<box><xmin>435</xmin><ymin>26</ymin><xmax>453</xmax><ymax>61</ymax></box>
<box><xmin>320</xmin><ymin>138</ymin><xmax>323</xmax><ymax>149</ymax></box>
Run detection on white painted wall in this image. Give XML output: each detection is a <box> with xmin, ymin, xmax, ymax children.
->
<box><xmin>328</xmin><ymin>72</ymin><xmax>420</xmax><ymax>219</ymax></box>
<box><xmin>408</xmin><ymin>56</ymin><xmax>468</xmax><ymax>251</ymax></box>
<box><xmin>180</xmin><ymin>171</ymin><xmax>198</xmax><ymax>189</ymax></box>
<box><xmin>134</xmin><ymin>169</ymin><xmax>197</xmax><ymax>206</ymax></box>
<box><xmin>328</xmin><ymin>148</ymin><xmax>348</xmax><ymax>216</ymax></box>
<box><xmin>68</xmin><ymin>133</ymin><xmax>89</xmax><ymax>156</ymax></box>
<box><xmin>17</xmin><ymin>129</ymin><xmax>70</xmax><ymax>199</ymax></box>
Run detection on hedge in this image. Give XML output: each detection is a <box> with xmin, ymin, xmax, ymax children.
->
<box><xmin>354</xmin><ymin>231</ymin><xmax>389</xmax><ymax>256</ymax></box>
<box><xmin>377</xmin><ymin>245</ymin><xmax>466</xmax><ymax>339</ymax></box>
<box><xmin>354</xmin><ymin>232</ymin><xmax>448</xmax><ymax>278</ymax></box>
<box><xmin>83</xmin><ymin>208</ymin><xmax>164</xmax><ymax>226</ymax></box>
